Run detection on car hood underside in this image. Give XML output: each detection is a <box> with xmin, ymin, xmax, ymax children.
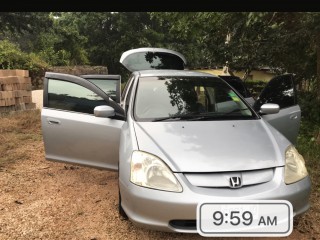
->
<box><xmin>133</xmin><ymin>120</ymin><xmax>287</xmax><ymax>173</ymax></box>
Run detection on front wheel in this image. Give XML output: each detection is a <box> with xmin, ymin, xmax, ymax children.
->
<box><xmin>118</xmin><ymin>190</ymin><xmax>128</xmax><ymax>220</ymax></box>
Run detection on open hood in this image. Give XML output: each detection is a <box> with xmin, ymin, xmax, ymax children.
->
<box><xmin>120</xmin><ymin>47</ymin><xmax>187</xmax><ymax>72</ymax></box>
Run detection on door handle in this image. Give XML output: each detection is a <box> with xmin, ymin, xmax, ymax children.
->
<box><xmin>47</xmin><ymin>118</ymin><xmax>61</xmax><ymax>125</ymax></box>
<box><xmin>290</xmin><ymin>115</ymin><xmax>298</xmax><ymax>120</ymax></box>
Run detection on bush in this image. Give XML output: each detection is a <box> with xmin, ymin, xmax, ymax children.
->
<box><xmin>0</xmin><ymin>40</ymin><xmax>49</xmax><ymax>89</ymax></box>
<box><xmin>0</xmin><ymin>40</ymin><xmax>29</xmax><ymax>69</ymax></box>
<box><xmin>298</xmin><ymin>91</ymin><xmax>320</xmax><ymax>124</ymax></box>
<box><xmin>245</xmin><ymin>80</ymin><xmax>267</xmax><ymax>98</ymax></box>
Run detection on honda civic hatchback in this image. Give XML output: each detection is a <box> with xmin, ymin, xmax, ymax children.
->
<box><xmin>41</xmin><ymin>48</ymin><xmax>311</xmax><ymax>232</ymax></box>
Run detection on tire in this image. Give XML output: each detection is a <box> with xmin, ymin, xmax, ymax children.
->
<box><xmin>118</xmin><ymin>190</ymin><xmax>128</xmax><ymax>220</ymax></box>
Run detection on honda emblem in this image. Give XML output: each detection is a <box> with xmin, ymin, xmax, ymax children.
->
<box><xmin>230</xmin><ymin>176</ymin><xmax>242</xmax><ymax>188</ymax></box>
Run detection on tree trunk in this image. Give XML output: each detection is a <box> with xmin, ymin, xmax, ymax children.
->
<box><xmin>316</xmin><ymin>35</ymin><xmax>320</xmax><ymax>145</ymax></box>
<box><xmin>242</xmin><ymin>67</ymin><xmax>252</xmax><ymax>83</ymax></box>
<box><xmin>317</xmin><ymin>35</ymin><xmax>320</xmax><ymax>101</ymax></box>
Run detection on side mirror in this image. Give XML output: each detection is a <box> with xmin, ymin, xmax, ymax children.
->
<box><xmin>94</xmin><ymin>105</ymin><xmax>115</xmax><ymax>118</ymax></box>
<box><xmin>260</xmin><ymin>103</ymin><xmax>280</xmax><ymax>115</ymax></box>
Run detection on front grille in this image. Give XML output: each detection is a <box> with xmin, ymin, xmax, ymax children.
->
<box><xmin>169</xmin><ymin>220</ymin><xmax>196</xmax><ymax>230</ymax></box>
<box><xmin>184</xmin><ymin>168</ymin><xmax>274</xmax><ymax>188</ymax></box>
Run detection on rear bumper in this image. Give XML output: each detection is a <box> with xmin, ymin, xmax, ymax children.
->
<box><xmin>119</xmin><ymin>167</ymin><xmax>311</xmax><ymax>233</ymax></box>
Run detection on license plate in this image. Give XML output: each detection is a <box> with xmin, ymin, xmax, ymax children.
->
<box><xmin>197</xmin><ymin>200</ymin><xmax>293</xmax><ymax>237</ymax></box>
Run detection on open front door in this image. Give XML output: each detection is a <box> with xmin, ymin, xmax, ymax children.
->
<box><xmin>41</xmin><ymin>72</ymin><xmax>125</xmax><ymax>170</ymax></box>
<box><xmin>253</xmin><ymin>74</ymin><xmax>300</xmax><ymax>144</ymax></box>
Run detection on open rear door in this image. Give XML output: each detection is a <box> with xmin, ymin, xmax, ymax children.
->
<box><xmin>253</xmin><ymin>74</ymin><xmax>300</xmax><ymax>144</ymax></box>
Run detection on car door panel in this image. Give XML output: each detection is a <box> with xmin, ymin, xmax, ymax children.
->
<box><xmin>42</xmin><ymin>72</ymin><xmax>124</xmax><ymax>170</ymax></box>
<box><xmin>253</xmin><ymin>74</ymin><xmax>300</xmax><ymax>144</ymax></box>
<box><xmin>261</xmin><ymin>105</ymin><xmax>301</xmax><ymax>144</ymax></box>
<box><xmin>42</xmin><ymin>108</ymin><xmax>123</xmax><ymax>170</ymax></box>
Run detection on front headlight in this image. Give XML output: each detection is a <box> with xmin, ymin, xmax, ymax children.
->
<box><xmin>284</xmin><ymin>145</ymin><xmax>308</xmax><ymax>184</ymax></box>
<box><xmin>130</xmin><ymin>151</ymin><xmax>183</xmax><ymax>192</ymax></box>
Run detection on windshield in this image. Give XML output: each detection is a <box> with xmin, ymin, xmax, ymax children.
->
<box><xmin>134</xmin><ymin>76</ymin><xmax>258</xmax><ymax>122</ymax></box>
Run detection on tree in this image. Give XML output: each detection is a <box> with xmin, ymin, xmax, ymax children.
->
<box><xmin>0</xmin><ymin>12</ymin><xmax>52</xmax><ymax>34</ymax></box>
<box><xmin>67</xmin><ymin>12</ymin><xmax>167</xmax><ymax>75</ymax></box>
<box><xmin>150</xmin><ymin>12</ymin><xmax>226</xmax><ymax>69</ymax></box>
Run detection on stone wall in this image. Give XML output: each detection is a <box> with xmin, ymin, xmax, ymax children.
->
<box><xmin>31</xmin><ymin>65</ymin><xmax>108</xmax><ymax>90</ymax></box>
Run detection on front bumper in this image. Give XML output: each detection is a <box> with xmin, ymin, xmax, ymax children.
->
<box><xmin>119</xmin><ymin>167</ymin><xmax>311</xmax><ymax>233</ymax></box>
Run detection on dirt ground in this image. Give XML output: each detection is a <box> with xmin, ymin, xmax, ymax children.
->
<box><xmin>0</xmin><ymin>110</ymin><xmax>319</xmax><ymax>240</ymax></box>
<box><xmin>0</xmin><ymin>141</ymin><xmax>315</xmax><ymax>240</ymax></box>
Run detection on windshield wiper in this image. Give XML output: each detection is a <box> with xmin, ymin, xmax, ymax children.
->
<box><xmin>153</xmin><ymin>113</ymin><xmax>218</xmax><ymax>122</ymax></box>
<box><xmin>153</xmin><ymin>114</ymin><xmax>202</xmax><ymax>122</ymax></box>
<box><xmin>153</xmin><ymin>109</ymin><xmax>251</xmax><ymax>122</ymax></box>
<box><xmin>186</xmin><ymin>116</ymin><xmax>218</xmax><ymax>121</ymax></box>
<box><xmin>153</xmin><ymin>116</ymin><xmax>184</xmax><ymax>122</ymax></box>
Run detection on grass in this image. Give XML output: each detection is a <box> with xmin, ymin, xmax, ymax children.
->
<box><xmin>0</xmin><ymin>109</ymin><xmax>42</xmax><ymax>168</ymax></box>
<box><xmin>296</xmin><ymin>119</ymin><xmax>320</xmax><ymax>187</ymax></box>
<box><xmin>294</xmin><ymin>119</ymin><xmax>320</xmax><ymax>235</ymax></box>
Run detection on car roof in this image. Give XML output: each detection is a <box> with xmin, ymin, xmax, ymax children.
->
<box><xmin>218</xmin><ymin>75</ymin><xmax>242</xmax><ymax>82</ymax></box>
<box><xmin>136</xmin><ymin>70</ymin><xmax>218</xmax><ymax>78</ymax></box>
<box><xmin>80</xmin><ymin>74</ymin><xmax>120</xmax><ymax>79</ymax></box>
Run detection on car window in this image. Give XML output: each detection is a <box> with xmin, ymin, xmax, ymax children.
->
<box><xmin>219</xmin><ymin>76</ymin><xmax>252</xmax><ymax>98</ymax></box>
<box><xmin>48</xmin><ymin>79</ymin><xmax>106</xmax><ymax>114</ymax></box>
<box><xmin>254</xmin><ymin>75</ymin><xmax>296</xmax><ymax>110</ymax></box>
<box><xmin>86</xmin><ymin>79</ymin><xmax>118</xmax><ymax>101</ymax></box>
<box><xmin>134</xmin><ymin>76</ymin><xmax>257</xmax><ymax>121</ymax></box>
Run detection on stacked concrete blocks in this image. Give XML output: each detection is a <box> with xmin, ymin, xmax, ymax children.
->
<box><xmin>0</xmin><ymin>70</ymin><xmax>36</xmax><ymax>113</ymax></box>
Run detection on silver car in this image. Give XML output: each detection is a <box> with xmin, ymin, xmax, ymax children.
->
<box><xmin>42</xmin><ymin>48</ymin><xmax>311</xmax><ymax>233</ymax></box>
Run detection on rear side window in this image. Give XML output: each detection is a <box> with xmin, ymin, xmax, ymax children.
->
<box><xmin>219</xmin><ymin>76</ymin><xmax>252</xmax><ymax>98</ymax></box>
<box><xmin>48</xmin><ymin>79</ymin><xmax>106</xmax><ymax>114</ymax></box>
<box><xmin>87</xmin><ymin>79</ymin><xmax>118</xmax><ymax>101</ymax></box>
<box><xmin>254</xmin><ymin>74</ymin><xmax>296</xmax><ymax>110</ymax></box>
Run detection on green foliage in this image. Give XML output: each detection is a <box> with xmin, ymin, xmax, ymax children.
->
<box><xmin>296</xmin><ymin>119</ymin><xmax>320</xmax><ymax>179</ymax></box>
<box><xmin>0</xmin><ymin>12</ymin><xmax>52</xmax><ymax>34</ymax></box>
<box><xmin>151</xmin><ymin>12</ymin><xmax>226</xmax><ymax>69</ymax></box>
<box><xmin>245</xmin><ymin>80</ymin><xmax>267</xmax><ymax>98</ymax></box>
<box><xmin>70</xmin><ymin>12</ymin><xmax>162</xmax><ymax>75</ymax></box>
<box><xmin>27</xmin><ymin>13</ymin><xmax>89</xmax><ymax>66</ymax></box>
<box><xmin>0</xmin><ymin>40</ymin><xmax>27</xmax><ymax>69</ymax></box>
<box><xmin>0</xmin><ymin>12</ymin><xmax>319</xmax><ymax>120</ymax></box>
<box><xmin>38</xmin><ymin>47</ymin><xmax>71</xmax><ymax>66</ymax></box>
<box><xmin>52</xmin><ymin>13</ymin><xmax>89</xmax><ymax>65</ymax></box>
<box><xmin>1</xmin><ymin>12</ymin><xmax>89</xmax><ymax>67</ymax></box>
<box><xmin>298</xmin><ymin>91</ymin><xmax>320</xmax><ymax>123</ymax></box>
<box><xmin>0</xmin><ymin>39</ymin><xmax>48</xmax><ymax>75</ymax></box>
<box><xmin>152</xmin><ymin>12</ymin><xmax>320</xmax><ymax>124</ymax></box>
